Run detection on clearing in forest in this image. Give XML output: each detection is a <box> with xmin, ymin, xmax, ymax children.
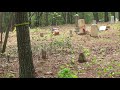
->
<box><xmin>0</xmin><ymin>22</ymin><xmax>120</xmax><ymax>78</ymax></box>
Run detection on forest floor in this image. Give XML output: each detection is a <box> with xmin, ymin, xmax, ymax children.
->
<box><xmin>0</xmin><ymin>22</ymin><xmax>120</xmax><ymax>78</ymax></box>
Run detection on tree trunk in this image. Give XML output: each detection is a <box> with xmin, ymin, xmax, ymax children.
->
<box><xmin>45</xmin><ymin>12</ymin><xmax>49</xmax><ymax>26</ymax></box>
<box><xmin>111</xmin><ymin>12</ymin><xmax>115</xmax><ymax>20</ymax></box>
<box><xmin>28</xmin><ymin>12</ymin><xmax>31</xmax><ymax>28</ymax></box>
<box><xmin>65</xmin><ymin>12</ymin><xmax>68</xmax><ymax>24</ymax></box>
<box><xmin>104</xmin><ymin>12</ymin><xmax>109</xmax><ymax>22</ymax></box>
<box><xmin>0</xmin><ymin>12</ymin><xmax>3</xmax><ymax>43</ymax></box>
<box><xmin>93</xmin><ymin>12</ymin><xmax>99</xmax><ymax>22</ymax></box>
<box><xmin>119</xmin><ymin>12</ymin><xmax>120</xmax><ymax>21</ymax></box>
<box><xmin>15</xmin><ymin>12</ymin><xmax>35</xmax><ymax>78</ymax></box>
<box><xmin>1</xmin><ymin>13</ymin><xmax>13</xmax><ymax>53</ymax></box>
<box><xmin>62</xmin><ymin>12</ymin><xmax>66</xmax><ymax>24</ymax></box>
<box><xmin>35</xmin><ymin>12</ymin><xmax>39</xmax><ymax>27</ymax></box>
<box><xmin>81</xmin><ymin>12</ymin><xmax>84</xmax><ymax>19</ymax></box>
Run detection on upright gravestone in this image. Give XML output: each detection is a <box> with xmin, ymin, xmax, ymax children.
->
<box><xmin>91</xmin><ymin>24</ymin><xmax>99</xmax><ymax>37</ymax></box>
<box><xmin>75</xmin><ymin>14</ymin><xmax>79</xmax><ymax>27</ymax></box>
<box><xmin>78</xmin><ymin>19</ymin><xmax>86</xmax><ymax>34</ymax></box>
<box><xmin>111</xmin><ymin>16</ymin><xmax>114</xmax><ymax>24</ymax></box>
<box><xmin>93</xmin><ymin>20</ymin><xmax>97</xmax><ymax>24</ymax></box>
<box><xmin>74</xmin><ymin>14</ymin><xmax>79</xmax><ymax>33</ymax></box>
<box><xmin>115</xmin><ymin>18</ymin><xmax>118</xmax><ymax>23</ymax></box>
<box><xmin>69</xmin><ymin>30</ymin><xmax>73</xmax><ymax>37</ymax></box>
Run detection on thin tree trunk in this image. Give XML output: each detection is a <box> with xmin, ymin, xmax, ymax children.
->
<box><xmin>45</xmin><ymin>12</ymin><xmax>49</xmax><ymax>26</ymax></box>
<box><xmin>29</xmin><ymin>12</ymin><xmax>31</xmax><ymax>28</ymax></box>
<box><xmin>119</xmin><ymin>12</ymin><xmax>120</xmax><ymax>21</ymax></box>
<box><xmin>0</xmin><ymin>12</ymin><xmax>3</xmax><ymax>43</ymax></box>
<box><xmin>1</xmin><ymin>13</ymin><xmax>13</xmax><ymax>53</ymax></box>
<box><xmin>65</xmin><ymin>12</ymin><xmax>68</xmax><ymax>24</ymax></box>
<box><xmin>81</xmin><ymin>12</ymin><xmax>84</xmax><ymax>19</ymax></box>
<box><xmin>93</xmin><ymin>12</ymin><xmax>99</xmax><ymax>22</ymax></box>
<box><xmin>104</xmin><ymin>12</ymin><xmax>109</xmax><ymax>22</ymax></box>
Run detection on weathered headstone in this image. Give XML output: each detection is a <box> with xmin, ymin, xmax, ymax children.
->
<box><xmin>40</xmin><ymin>33</ymin><xmax>44</xmax><ymax>37</ymax></box>
<box><xmin>41</xmin><ymin>49</ymin><xmax>47</xmax><ymax>59</ymax></box>
<box><xmin>53</xmin><ymin>30</ymin><xmax>59</xmax><ymax>35</ymax></box>
<box><xmin>93</xmin><ymin>20</ymin><xmax>97</xmax><ymax>24</ymax></box>
<box><xmin>91</xmin><ymin>24</ymin><xmax>99</xmax><ymax>37</ymax></box>
<box><xmin>74</xmin><ymin>27</ymin><xmax>79</xmax><ymax>33</ymax></box>
<box><xmin>75</xmin><ymin>14</ymin><xmax>79</xmax><ymax>27</ymax></box>
<box><xmin>69</xmin><ymin>30</ymin><xmax>73</xmax><ymax>37</ymax></box>
<box><xmin>115</xmin><ymin>18</ymin><xmax>118</xmax><ymax>23</ymax></box>
<box><xmin>111</xmin><ymin>16</ymin><xmax>114</xmax><ymax>24</ymax></box>
<box><xmin>99</xmin><ymin>26</ymin><xmax>106</xmax><ymax>31</ymax></box>
<box><xmin>78</xmin><ymin>52</ymin><xmax>86</xmax><ymax>63</ymax></box>
<box><xmin>78</xmin><ymin>19</ymin><xmax>86</xmax><ymax>34</ymax></box>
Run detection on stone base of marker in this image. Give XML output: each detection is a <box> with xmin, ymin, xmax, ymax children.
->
<box><xmin>74</xmin><ymin>27</ymin><xmax>80</xmax><ymax>33</ymax></box>
<box><xmin>90</xmin><ymin>24</ymin><xmax>99</xmax><ymax>37</ymax></box>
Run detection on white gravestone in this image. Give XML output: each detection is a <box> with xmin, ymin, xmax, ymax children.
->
<box><xmin>111</xmin><ymin>16</ymin><xmax>114</xmax><ymax>24</ymax></box>
<box><xmin>99</xmin><ymin>26</ymin><xmax>106</xmax><ymax>31</ymax></box>
<box><xmin>115</xmin><ymin>18</ymin><xmax>118</xmax><ymax>23</ymax></box>
<box><xmin>93</xmin><ymin>20</ymin><xmax>96</xmax><ymax>24</ymax></box>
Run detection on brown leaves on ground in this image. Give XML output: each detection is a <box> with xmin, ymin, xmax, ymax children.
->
<box><xmin>0</xmin><ymin>23</ymin><xmax>120</xmax><ymax>78</ymax></box>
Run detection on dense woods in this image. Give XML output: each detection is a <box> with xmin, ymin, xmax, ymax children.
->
<box><xmin>0</xmin><ymin>12</ymin><xmax>119</xmax><ymax>31</ymax></box>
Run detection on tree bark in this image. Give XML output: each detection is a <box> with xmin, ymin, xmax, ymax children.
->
<box><xmin>45</xmin><ymin>12</ymin><xmax>49</xmax><ymax>26</ymax></box>
<box><xmin>119</xmin><ymin>12</ymin><xmax>120</xmax><ymax>21</ymax></box>
<box><xmin>15</xmin><ymin>12</ymin><xmax>35</xmax><ymax>78</ymax></box>
<box><xmin>1</xmin><ymin>13</ymin><xmax>13</xmax><ymax>53</ymax></box>
<box><xmin>104</xmin><ymin>12</ymin><xmax>109</xmax><ymax>22</ymax></box>
<box><xmin>28</xmin><ymin>12</ymin><xmax>31</xmax><ymax>28</ymax></box>
<box><xmin>93</xmin><ymin>12</ymin><xmax>99</xmax><ymax>22</ymax></box>
<box><xmin>81</xmin><ymin>12</ymin><xmax>84</xmax><ymax>19</ymax></box>
<box><xmin>0</xmin><ymin>12</ymin><xmax>3</xmax><ymax>43</ymax></box>
<box><xmin>65</xmin><ymin>12</ymin><xmax>68</xmax><ymax>24</ymax></box>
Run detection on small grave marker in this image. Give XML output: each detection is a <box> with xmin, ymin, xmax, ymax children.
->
<box><xmin>91</xmin><ymin>24</ymin><xmax>99</xmax><ymax>37</ymax></box>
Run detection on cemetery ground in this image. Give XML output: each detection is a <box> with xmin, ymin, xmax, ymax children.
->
<box><xmin>0</xmin><ymin>22</ymin><xmax>120</xmax><ymax>78</ymax></box>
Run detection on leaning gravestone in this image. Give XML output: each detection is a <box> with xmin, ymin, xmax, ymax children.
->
<box><xmin>110</xmin><ymin>16</ymin><xmax>114</xmax><ymax>24</ymax></box>
<box><xmin>99</xmin><ymin>26</ymin><xmax>106</xmax><ymax>31</ymax></box>
<box><xmin>91</xmin><ymin>24</ymin><xmax>99</xmax><ymax>37</ymax></box>
<box><xmin>78</xmin><ymin>19</ymin><xmax>86</xmax><ymax>34</ymax></box>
